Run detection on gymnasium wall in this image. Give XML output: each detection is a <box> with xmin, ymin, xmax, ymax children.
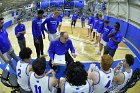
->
<box><xmin>104</xmin><ymin>16</ymin><xmax>140</xmax><ymax>61</ymax></box>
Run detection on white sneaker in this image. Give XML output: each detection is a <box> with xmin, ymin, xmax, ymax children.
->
<box><xmin>96</xmin><ymin>50</ymin><xmax>101</xmax><ymax>55</ymax></box>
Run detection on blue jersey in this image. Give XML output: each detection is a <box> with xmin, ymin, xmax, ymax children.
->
<box><xmin>88</xmin><ymin>16</ymin><xmax>94</xmax><ymax>25</ymax></box>
<box><xmin>0</xmin><ymin>27</ymin><xmax>11</xmax><ymax>54</ymax></box>
<box><xmin>108</xmin><ymin>29</ymin><xmax>123</xmax><ymax>49</ymax></box>
<box><xmin>92</xmin><ymin>17</ymin><xmax>99</xmax><ymax>29</ymax></box>
<box><xmin>97</xmin><ymin>19</ymin><xmax>104</xmax><ymax>33</ymax></box>
<box><xmin>58</xmin><ymin>14</ymin><xmax>64</xmax><ymax>22</ymax></box>
<box><xmin>32</xmin><ymin>17</ymin><xmax>44</xmax><ymax>41</ymax></box>
<box><xmin>42</xmin><ymin>17</ymin><xmax>59</xmax><ymax>34</ymax></box>
<box><xmin>72</xmin><ymin>14</ymin><xmax>78</xmax><ymax>20</ymax></box>
<box><xmin>81</xmin><ymin>15</ymin><xmax>86</xmax><ymax>22</ymax></box>
<box><xmin>15</xmin><ymin>24</ymin><xmax>26</xmax><ymax>40</ymax></box>
<box><xmin>102</xmin><ymin>26</ymin><xmax>113</xmax><ymax>42</ymax></box>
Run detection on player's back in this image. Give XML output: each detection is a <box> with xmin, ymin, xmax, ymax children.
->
<box><xmin>64</xmin><ymin>80</ymin><xmax>90</xmax><ymax>93</ymax></box>
<box><xmin>16</xmin><ymin>60</ymin><xmax>31</xmax><ymax>91</ymax></box>
<box><xmin>29</xmin><ymin>72</ymin><xmax>52</xmax><ymax>93</ymax></box>
<box><xmin>93</xmin><ymin>68</ymin><xmax>114</xmax><ymax>93</ymax></box>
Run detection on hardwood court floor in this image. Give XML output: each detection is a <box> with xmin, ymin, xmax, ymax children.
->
<box><xmin>0</xmin><ymin>19</ymin><xmax>139</xmax><ymax>93</ymax></box>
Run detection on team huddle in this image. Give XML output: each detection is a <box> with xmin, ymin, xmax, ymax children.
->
<box><xmin>0</xmin><ymin>9</ymin><xmax>134</xmax><ymax>93</ymax></box>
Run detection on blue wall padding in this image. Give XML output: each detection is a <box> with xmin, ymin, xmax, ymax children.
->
<box><xmin>125</xmin><ymin>24</ymin><xmax>140</xmax><ymax>51</ymax></box>
<box><xmin>40</xmin><ymin>1</ymin><xmax>49</xmax><ymax>8</ymax></box>
<box><xmin>3</xmin><ymin>20</ymin><xmax>12</xmax><ymax>28</ymax></box>
<box><xmin>74</xmin><ymin>0</ymin><xmax>84</xmax><ymax>8</ymax></box>
<box><xmin>50</xmin><ymin>0</ymin><xmax>64</xmax><ymax>7</ymax></box>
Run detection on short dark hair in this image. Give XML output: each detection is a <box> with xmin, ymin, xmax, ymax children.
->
<box><xmin>17</xmin><ymin>18</ymin><xmax>21</xmax><ymax>21</ymax></box>
<box><xmin>114</xmin><ymin>22</ymin><xmax>120</xmax><ymax>30</ymax></box>
<box><xmin>37</xmin><ymin>10</ymin><xmax>44</xmax><ymax>14</ymax></box>
<box><xmin>19</xmin><ymin>47</ymin><xmax>32</xmax><ymax>60</ymax></box>
<box><xmin>99</xmin><ymin>14</ymin><xmax>102</xmax><ymax>18</ymax></box>
<box><xmin>65</xmin><ymin>61</ymin><xmax>87</xmax><ymax>86</ymax></box>
<box><xmin>104</xmin><ymin>20</ymin><xmax>109</xmax><ymax>24</ymax></box>
<box><xmin>32</xmin><ymin>57</ymin><xmax>46</xmax><ymax>76</ymax></box>
<box><xmin>0</xmin><ymin>17</ymin><xmax>4</xmax><ymax>21</ymax></box>
<box><xmin>125</xmin><ymin>54</ymin><xmax>134</xmax><ymax>66</ymax></box>
<box><xmin>60</xmin><ymin>32</ymin><xmax>67</xmax><ymax>37</ymax></box>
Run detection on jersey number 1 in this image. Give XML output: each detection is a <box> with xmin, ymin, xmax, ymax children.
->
<box><xmin>105</xmin><ymin>80</ymin><xmax>111</xmax><ymax>89</ymax></box>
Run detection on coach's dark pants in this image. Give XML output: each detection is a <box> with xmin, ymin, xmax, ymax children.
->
<box><xmin>49</xmin><ymin>52</ymin><xmax>74</xmax><ymax>71</ymax></box>
<box><xmin>103</xmin><ymin>45</ymin><xmax>116</xmax><ymax>57</ymax></box>
<box><xmin>17</xmin><ymin>37</ymin><xmax>26</xmax><ymax>51</ymax></box>
<box><xmin>34</xmin><ymin>36</ymin><xmax>44</xmax><ymax>58</ymax></box>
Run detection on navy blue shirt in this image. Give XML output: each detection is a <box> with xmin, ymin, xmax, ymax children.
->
<box><xmin>58</xmin><ymin>14</ymin><xmax>64</xmax><ymax>22</ymax></box>
<box><xmin>32</xmin><ymin>17</ymin><xmax>44</xmax><ymax>41</ymax></box>
<box><xmin>97</xmin><ymin>19</ymin><xmax>104</xmax><ymax>33</ymax></box>
<box><xmin>42</xmin><ymin>17</ymin><xmax>59</xmax><ymax>34</ymax></box>
<box><xmin>108</xmin><ymin>29</ymin><xmax>123</xmax><ymax>49</ymax></box>
<box><xmin>0</xmin><ymin>27</ymin><xmax>11</xmax><ymax>54</ymax></box>
<box><xmin>72</xmin><ymin>14</ymin><xmax>78</xmax><ymax>21</ymax></box>
<box><xmin>15</xmin><ymin>24</ymin><xmax>26</xmax><ymax>40</ymax></box>
<box><xmin>81</xmin><ymin>15</ymin><xmax>86</xmax><ymax>22</ymax></box>
<box><xmin>48</xmin><ymin>38</ymin><xmax>75</xmax><ymax>60</ymax></box>
<box><xmin>102</xmin><ymin>25</ymin><xmax>113</xmax><ymax>42</ymax></box>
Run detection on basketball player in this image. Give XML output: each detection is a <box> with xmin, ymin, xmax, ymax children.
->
<box><xmin>87</xmin><ymin>13</ymin><xmax>94</xmax><ymax>38</ymax></box>
<box><xmin>58</xmin><ymin>11</ymin><xmax>64</xmax><ymax>32</ymax></box>
<box><xmin>15</xmin><ymin>18</ymin><xmax>26</xmax><ymax>50</ymax></box>
<box><xmin>59</xmin><ymin>61</ymin><xmax>91</xmax><ymax>93</ymax></box>
<box><xmin>29</xmin><ymin>57</ymin><xmax>58</xmax><ymax>93</ymax></box>
<box><xmin>88</xmin><ymin>54</ymin><xmax>114</xmax><ymax>93</ymax></box>
<box><xmin>42</xmin><ymin>11</ymin><xmax>60</xmax><ymax>41</ymax></box>
<box><xmin>71</xmin><ymin>11</ymin><xmax>78</xmax><ymax>29</ymax></box>
<box><xmin>16</xmin><ymin>47</ymin><xmax>32</xmax><ymax>93</ymax></box>
<box><xmin>108</xmin><ymin>54</ymin><xmax>134</xmax><ymax>93</ymax></box>
<box><xmin>96</xmin><ymin>20</ymin><xmax>113</xmax><ymax>55</ymax></box>
<box><xmin>32</xmin><ymin>10</ymin><xmax>45</xmax><ymax>58</ymax></box>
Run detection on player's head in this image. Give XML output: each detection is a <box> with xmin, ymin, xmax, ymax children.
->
<box><xmin>17</xmin><ymin>18</ymin><xmax>21</xmax><ymax>24</ymax></box>
<box><xmin>101</xmin><ymin>55</ymin><xmax>113</xmax><ymax>71</ymax></box>
<box><xmin>19</xmin><ymin>47</ymin><xmax>32</xmax><ymax>62</ymax></box>
<box><xmin>0</xmin><ymin>17</ymin><xmax>4</xmax><ymax>28</ymax></box>
<box><xmin>32</xmin><ymin>57</ymin><xmax>46</xmax><ymax>76</ymax></box>
<box><xmin>65</xmin><ymin>61</ymin><xmax>87</xmax><ymax>86</ymax></box>
<box><xmin>123</xmin><ymin>54</ymin><xmax>134</xmax><ymax>67</ymax></box>
<box><xmin>98</xmin><ymin>14</ymin><xmax>102</xmax><ymax>19</ymax></box>
<box><xmin>53</xmin><ymin>11</ymin><xmax>60</xmax><ymax>18</ymax></box>
<box><xmin>60</xmin><ymin>31</ymin><xmax>69</xmax><ymax>44</ymax></box>
<box><xmin>104</xmin><ymin>20</ymin><xmax>109</xmax><ymax>26</ymax></box>
<box><xmin>37</xmin><ymin>9</ymin><xmax>44</xmax><ymax>19</ymax></box>
<box><xmin>114</xmin><ymin>22</ymin><xmax>120</xmax><ymax>31</ymax></box>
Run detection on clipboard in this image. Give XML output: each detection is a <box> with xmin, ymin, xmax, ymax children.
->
<box><xmin>54</xmin><ymin>54</ymin><xmax>66</xmax><ymax>66</ymax></box>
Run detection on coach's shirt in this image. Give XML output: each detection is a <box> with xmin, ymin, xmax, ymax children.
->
<box><xmin>81</xmin><ymin>15</ymin><xmax>86</xmax><ymax>22</ymax></box>
<box><xmin>58</xmin><ymin>14</ymin><xmax>64</xmax><ymax>22</ymax></box>
<box><xmin>97</xmin><ymin>19</ymin><xmax>104</xmax><ymax>33</ymax></box>
<box><xmin>42</xmin><ymin>17</ymin><xmax>59</xmax><ymax>34</ymax></box>
<box><xmin>102</xmin><ymin>26</ymin><xmax>113</xmax><ymax>42</ymax></box>
<box><xmin>108</xmin><ymin>29</ymin><xmax>123</xmax><ymax>49</ymax></box>
<box><xmin>72</xmin><ymin>14</ymin><xmax>78</xmax><ymax>21</ymax></box>
<box><xmin>15</xmin><ymin>24</ymin><xmax>26</xmax><ymax>40</ymax></box>
<box><xmin>92</xmin><ymin>17</ymin><xmax>99</xmax><ymax>29</ymax></box>
<box><xmin>0</xmin><ymin>27</ymin><xmax>11</xmax><ymax>54</ymax></box>
<box><xmin>32</xmin><ymin>17</ymin><xmax>44</xmax><ymax>41</ymax></box>
<box><xmin>88</xmin><ymin>16</ymin><xmax>94</xmax><ymax>25</ymax></box>
<box><xmin>48</xmin><ymin>38</ymin><xmax>75</xmax><ymax>60</ymax></box>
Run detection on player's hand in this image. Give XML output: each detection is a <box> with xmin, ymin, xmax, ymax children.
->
<box><xmin>17</xmin><ymin>33</ymin><xmax>20</xmax><ymax>37</ymax></box>
<box><xmin>72</xmin><ymin>53</ymin><xmax>77</xmax><ymax>58</ymax></box>
<box><xmin>52</xmin><ymin>60</ymin><xmax>56</xmax><ymax>66</ymax></box>
<box><xmin>90</xmin><ymin>64</ymin><xmax>96</xmax><ymax>69</ymax></box>
<box><xmin>35</xmin><ymin>40</ymin><xmax>39</xmax><ymax>43</ymax></box>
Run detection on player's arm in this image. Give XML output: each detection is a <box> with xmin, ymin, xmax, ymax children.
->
<box><xmin>28</xmin><ymin>65</ymin><xmax>33</xmax><ymax>76</ymax></box>
<box><xmin>113</xmin><ymin>73</ymin><xmax>124</xmax><ymax>84</ymax></box>
<box><xmin>50</xmin><ymin>70</ymin><xmax>58</xmax><ymax>88</ymax></box>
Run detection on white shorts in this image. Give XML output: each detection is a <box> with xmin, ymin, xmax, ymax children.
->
<box><xmin>100</xmin><ymin>38</ymin><xmax>107</xmax><ymax>46</ymax></box>
<box><xmin>96</xmin><ymin>32</ymin><xmax>101</xmax><ymax>36</ymax></box>
<box><xmin>48</xmin><ymin>33</ymin><xmax>59</xmax><ymax>41</ymax></box>
<box><xmin>59</xmin><ymin>22</ymin><xmax>62</xmax><ymax>25</ymax></box>
<box><xmin>93</xmin><ymin>29</ymin><xmax>97</xmax><ymax>32</ymax></box>
<box><xmin>88</xmin><ymin>25</ymin><xmax>91</xmax><ymax>29</ymax></box>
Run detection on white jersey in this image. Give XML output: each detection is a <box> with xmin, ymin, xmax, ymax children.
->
<box><xmin>16</xmin><ymin>60</ymin><xmax>31</xmax><ymax>91</ymax></box>
<box><xmin>113</xmin><ymin>69</ymin><xmax>133</xmax><ymax>92</ymax></box>
<box><xmin>92</xmin><ymin>68</ymin><xmax>114</xmax><ymax>93</ymax></box>
<box><xmin>29</xmin><ymin>72</ymin><xmax>52</xmax><ymax>93</ymax></box>
<box><xmin>64</xmin><ymin>80</ymin><xmax>90</xmax><ymax>93</ymax></box>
